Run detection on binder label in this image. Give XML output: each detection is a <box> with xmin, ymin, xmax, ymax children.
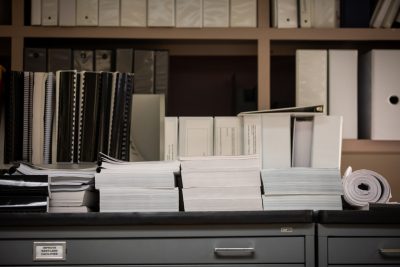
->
<box><xmin>33</xmin><ymin>241</ymin><xmax>66</xmax><ymax>261</ymax></box>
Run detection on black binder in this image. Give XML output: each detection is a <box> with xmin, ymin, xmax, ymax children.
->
<box><xmin>97</xmin><ymin>72</ymin><xmax>114</xmax><ymax>155</ymax></box>
<box><xmin>73</xmin><ymin>50</ymin><xmax>94</xmax><ymax>71</ymax></box>
<box><xmin>79</xmin><ymin>72</ymin><xmax>101</xmax><ymax>162</ymax></box>
<box><xmin>57</xmin><ymin>71</ymin><xmax>78</xmax><ymax>163</ymax></box>
<box><xmin>340</xmin><ymin>0</ymin><xmax>374</xmax><ymax>28</ymax></box>
<box><xmin>4</xmin><ymin>71</ymin><xmax>24</xmax><ymax>163</ymax></box>
<box><xmin>133</xmin><ymin>50</ymin><xmax>155</xmax><ymax>94</ymax></box>
<box><xmin>95</xmin><ymin>49</ymin><xmax>113</xmax><ymax>71</ymax></box>
<box><xmin>24</xmin><ymin>48</ymin><xmax>47</xmax><ymax>72</ymax></box>
<box><xmin>48</xmin><ymin>48</ymin><xmax>72</xmax><ymax>72</ymax></box>
<box><xmin>155</xmin><ymin>50</ymin><xmax>169</xmax><ymax>95</ymax></box>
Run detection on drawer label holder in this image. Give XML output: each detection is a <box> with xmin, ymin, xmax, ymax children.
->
<box><xmin>33</xmin><ymin>241</ymin><xmax>66</xmax><ymax>261</ymax></box>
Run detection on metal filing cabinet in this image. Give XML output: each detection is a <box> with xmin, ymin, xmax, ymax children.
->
<box><xmin>0</xmin><ymin>211</ymin><xmax>315</xmax><ymax>266</ymax></box>
<box><xmin>318</xmin><ymin>210</ymin><xmax>400</xmax><ymax>267</ymax></box>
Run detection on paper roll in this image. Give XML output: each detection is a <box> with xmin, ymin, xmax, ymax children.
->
<box><xmin>342</xmin><ymin>168</ymin><xmax>391</xmax><ymax>208</ymax></box>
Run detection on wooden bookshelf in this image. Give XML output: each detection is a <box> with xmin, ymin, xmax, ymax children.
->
<box><xmin>0</xmin><ymin>0</ymin><xmax>399</xmax><ymax>158</ymax></box>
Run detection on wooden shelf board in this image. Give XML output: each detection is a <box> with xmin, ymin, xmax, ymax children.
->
<box><xmin>268</xmin><ymin>28</ymin><xmax>400</xmax><ymax>41</ymax></box>
<box><xmin>342</xmin><ymin>139</ymin><xmax>400</xmax><ymax>154</ymax></box>
<box><xmin>20</xmin><ymin>26</ymin><xmax>261</xmax><ymax>40</ymax></box>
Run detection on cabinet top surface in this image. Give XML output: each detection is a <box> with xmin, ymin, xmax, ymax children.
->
<box><xmin>0</xmin><ymin>210</ymin><xmax>314</xmax><ymax>226</ymax></box>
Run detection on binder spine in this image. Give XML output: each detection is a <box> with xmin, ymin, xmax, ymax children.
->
<box><xmin>120</xmin><ymin>73</ymin><xmax>133</xmax><ymax>161</ymax></box>
<box><xmin>77</xmin><ymin>72</ymin><xmax>85</xmax><ymax>162</ymax></box>
<box><xmin>23</xmin><ymin>72</ymin><xmax>31</xmax><ymax>162</ymax></box>
<box><xmin>70</xmin><ymin>71</ymin><xmax>78</xmax><ymax>163</ymax></box>
<box><xmin>28</xmin><ymin>72</ymin><xmax>34</xmax><ymax>162</ymax></box>
<box><xmin>43</xmin><ymin>72</ymin><xmax>54</xmax><ymax>164</ymax></box>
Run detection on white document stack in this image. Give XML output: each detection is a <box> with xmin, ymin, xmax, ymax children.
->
<box><xmin>95</xmin><ymin>153</ymin><xmax>180</xmax><ymax>212</ymax></box>
<box><xmin>15</xmin><ymin>162</ymin><xmax>98</xmax><ymax>213</ymax></box>
<box><xmin>261</xmin><ymin>168</ymin><xmax>343</xmax><ymax>211</ymax></box>
<box><xmin>180</xmin><ymin>155</ymin><xmax>263</xmax><ymax>211</ymax></box>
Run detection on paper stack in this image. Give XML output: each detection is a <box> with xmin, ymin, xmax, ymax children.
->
<box><xmin>14</xmin><ymin>162</ymin><xmax>98</xmax><ymax>213</ymax></box>
<box><xmin>0</xmin><ymin>174</ymin><xmax>50</xmax><ymax>212</ymax></box>
<box><xmin>95</xmin><ymin>153</ymin><xmax>180</xmax><ymax>212</ymax></box>
<box><xmin>180</xmin><ymin>155</ymin><xmax>263</xmax><ymax>211</ymax></box>
<box><xmin>261</xmin><ymin>168</ymin><xmax>343</xmax><ymax>211</ymax></box>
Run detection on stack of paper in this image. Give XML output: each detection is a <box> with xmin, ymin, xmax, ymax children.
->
<box><xmin>180</xmin><ymin>155</ymin><xmax>262</xmax><ymax>211</ymax></box>
<box><xmin>14</xmin><ymin>162</ymin><xmax>98</xmax><ymax>213</ymax></box>
<box><xmin>95</xmin><ymin>153</ymin><xmax>180</xmax><ymax>212</ymax></box>
<box><xmin>0</xmin><ymin>174</ymin><xmax>50</xmax><ymax>212</ymax></box>
<box><xmin>261</xmin><ymin>168</ymin><xmax>343</xmax><ymax>211</ymax></box>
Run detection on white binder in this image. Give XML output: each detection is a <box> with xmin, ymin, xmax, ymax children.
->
<box><xmin>261</xmin><ymin>113</ymin><xmax>291</xmax><ymax>169</ymax></box>
<box><xmin>203</xmin><ymin>0</ymin><xmax>229</xmax><ymax>28</ymax></box>
<box><xmin>328</xmin><ymin>50</ymin><xmax>358</xmax><ymax>139</ymax></box>
<box><xmin>148</xmin><ymin>0</ymin><xmax>175</xmax><ymax>27</ymax></box>
<box><xmin>242</xmin><ymin>114</ymin><xmax>262</xmax><ymax>156</ymax></box>
<box><xmin>292</xmin><ymin>116</ymin><xmax>313</xmax><ymax>167</ymax></box>
<box><xmin>31</xmin><ymin>0</ymin><xmax>42</xmax><ymax>25</ymax></box>
<box><xmin>59</xmin><ymin>0</ymin><xmax>76</xmax><ymax>26</ymax></box>
<box><xmin>164</xmin><ymin>117</ymin><xmax>178</xmax><ymax>160</ymax></box>
<box><xmin>131</xmin><ymin>94</ymin><xmax>165</xmax><ymax>161</ymax></box>
<box><xmin>41</xmin><ymin>0</ymin><xmax>58</xmax><ymax>26</ymax></box>
<box><xmin>296</xmin><ymin>49</ymin><xmax>328</xmax><ymax>114</ymax></box>
<box><xmin>312</xmin><ymin>0</ymin><xmax>340</xmax><ymax>28</ymax></box>
<box><xmin>214</xmin><ymin>117</ymin><xmax>242</xmax><ymax>156</ymax></box>
<box><xmin>230</xmin><ymin>0</ymin><xmax>257</xmax><ymax>28</ymax></box>
<box><xmin>76</xmin><ymin>0</ymin><xmax>99</xmax><ymax>26</ymax></box>
<box><xmin>311</xmin><ymin>115</ymin><xmax>342</xmax><ymax>169</ymax></box>
<box><xmin>179</xmin><ymin>117</ymin><xmax>214</xmax><ymax>157</ymax></box>
<box><xmin>99</xmin><ymin>0</ymin><xmax>120</xmax><ymax>26</ymax></box>
<box><xmin>176</xmin><ymin>0</ymin><xmax>202</xmax><ymax>28</ymax></box>
<box><xmin>359</xmin><ymin>50</ymin><xmax>400</xmax><ymax>140</ymax></box>
<box><xmin>271</xmin><ymin>0</ymin><xmax>298</xmax><ymax>28</ymax></box>
<box><xmin>299</xmin><ymin>0</ymin><xmax>312</xmax><ymax>28</ymax></box>
<box><xmin>370</xmin><ymin>0</ymin><xmax>393</xmax><ymax>28</ymax></box>
<box><xmin>120</xmin><ymin>0</ymin><xmax>147</xmax><ymax>27</ymax></box>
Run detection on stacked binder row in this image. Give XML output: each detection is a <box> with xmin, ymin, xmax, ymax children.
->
<box><xmin>25</xmin><ymin>47</ymin><xmax>169</xmax><ymax>93</ymax></box>
<box><xmin>180</xmin><ymin>155</ymin><xmax>262</xmax><ymax>211</ymax></box>
<box><xmin>261</xmin><ymin>168</ymin><xmax>343</xmax><ymax>211</ymax></box>
<box><xmin>13</xmin><ymin>162</ymin><xmax>98</xmax><ymax>213</ymax></box>
<box><xmin>0</xmin><ymin>174</ymin><xmax>50</xmax><ymax>212</ymax></box>
<box><xmin>3</xmin><ymin>70</ymin><xmax>135</xmax><ymax>164</ymax></box>
<box><xmin>296</xmin><ymin>49</ymin><xmax>400</xmax><ymax>140</ymax></box>
<box><xmin>31</xmin><ymin>0</ymin><xmax>257</xmax><ymax>28</ymax></box>
<box><xmin>95</xmin><ymin>153</ymin><xmax>180</xmax><ymax>212</ymax></box>
<box><xmin>272</xmin><ymin>0</ymin><xmax>400</xmax><ymax>29</ymax></box>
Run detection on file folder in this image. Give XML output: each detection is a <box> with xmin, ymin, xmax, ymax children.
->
<box><xmin>120</xmin><ymin>0</ymin><xmax>147</xmax><ymax>27</ymax></box>
<box><xmin>76</xmin><ymin>0</ymin><xmax>99</xmax><ymax>26</ymax></box>
<box><xmin>296</xmin><ymin>49</ymin><xmax>327</xmax><ymax>114</ymax></box>
<box><xmin>271</xmin><ymin>0</ymin><xmax>298</xmax><ymax>28</ymax></box>
<box><xmin>59</xmin><ymin>0</ymin><xmax>76</xmax><ymax>26</ymax></box>
<box><xmin>48</xmin><ymin>49</ymin><xmax>72</xmax><ymax>72</ymax></box>
<box><xmin>176</xmin><ymin>0</ymin><xmax>203</xmax><ymax>28</ymax></box>
<box><xmin>42</xmin><ymin>0</ymin><xmax>58</xmax><ymax>26</ymax></box>
<box><xmin>359</xmin><ymin>50</ymin><xmax>400</xmax><ymax>140</ymax></box>
<box><xmin>24</xmin><ymin>48</ymin><xmax>47</xmax><ymax>72</ymax></box>
<box><xmin>148</xmin><ymin>0</ymin><xmax>175</xmax><ymax>27</ymax></box>
<box><xmin>328</xmin><ymin>50</ymin><xmax>358</xmax><ymax>139</ymax></box>
<box><xmin>203</xmin><ymin>0</ymin><xmax>229</xmax><ymax>27</ymax></box>
<box><xmin>73</xmin><ymin>50</ymin><xmax>94</xmax><ymax>71</ymax></box>
<box><xmin>230</xmin><ymin>0</ymin><xmax>257</xmax><ymax>27</ymax></box>
<box><xmin>99</xmin><ymin>0</ymin><xmax>120</xmax><ymax>26</ymax></box>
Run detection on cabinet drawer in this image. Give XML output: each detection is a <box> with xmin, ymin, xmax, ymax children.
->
<box><xmin>328</xmin><ymin>237</ymin><xmax>400</xmax><ymax>264</ymax></box>
<box><xmin>0</xmin><ymin>237</ymin><xmax>304</xmax><ymax>265</ymax></box>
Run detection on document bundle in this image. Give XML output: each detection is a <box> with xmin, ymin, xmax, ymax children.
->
<box><xmin>95</xmin><ymin>153</ymin><xmax>180</xmax><ymax>212</ymax></box>
<box><xmin>0</xmin><ymin>174</ymin><xmax>49</xmax><ymax>212</ymax></box>
<box><xmin>9</xmin><ymin>162</ymin><xmax>98</xmax><ymax>213</ymax></box>
<box><xmin>180</xmin><ymin>154</ymin><xmax>263</xmax><ymax>211</ymax></box>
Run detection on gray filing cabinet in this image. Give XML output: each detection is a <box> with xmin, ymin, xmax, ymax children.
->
<box><xmin>317</xmin><ymin>210</ymin><xmax>400</xmax><ymax>267</ymax></box>
<box><xmin>0</xmin><ymin>211</ymin><xmax>315</xmax><ymax>266</ymax></box>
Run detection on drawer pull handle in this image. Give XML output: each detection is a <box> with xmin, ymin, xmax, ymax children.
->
<box><xmin>379</xmin><ymin>249</ymin><xmax>400</xmax><ymax>257</ymax></box>
<box><xmin>214</xmin><ymin>247</ymin><xmax>255</xmax><ymax>257</ymax></box>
